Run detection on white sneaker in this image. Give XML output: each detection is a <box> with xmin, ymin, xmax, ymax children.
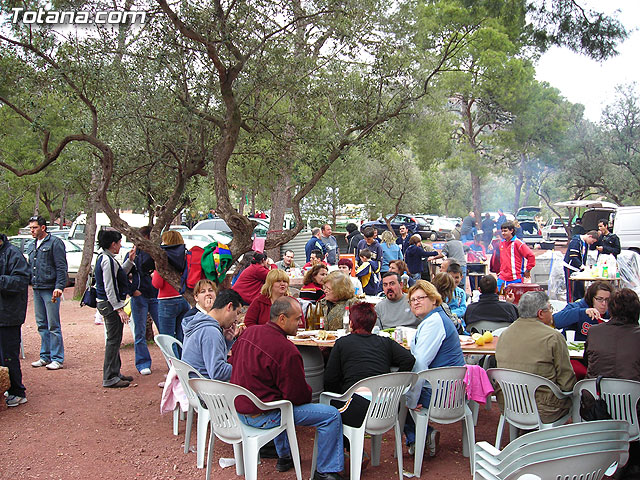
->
<box><xmin>31</xmin><ymin>359</ymin><xmax>49</xmax><ymax>368</ymax></box>
<box><xmin>140</xmin><ymin>368</ymin><xmax>152</xmax><ymax>376</ymax></box>
<box><xmin>46</xmin><ymin>361</ymin><xmax>63</xmax><ymax>370</ymax></box>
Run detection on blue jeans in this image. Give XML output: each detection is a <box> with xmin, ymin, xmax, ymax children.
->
<box><xmin>130</xmin><ymin>295</ymin><xmax>159</xmax><ymax>371</ymax></box>
<box><xmin>404</xmin><ymin>385</ymin><xmax>433</xmax><ymax>445</ymax></box>
<box><xmin>240</xmin><ymin>403</ymin><xmax>344</xmax><ymax>474</ymax></box>
<box><xmin>496</xmin><ymin>277</ymin><xmax>522</xmax><ymax>292</ymax></box>
<box><xmin>33</xmin><ymin>288</ymin><xmax>64</xmax><ymax>363</ymax></box>
<box><xmin>157</xmin><ymin>296</ymin><xmax>190</xmax><ymax>347</ymax></box>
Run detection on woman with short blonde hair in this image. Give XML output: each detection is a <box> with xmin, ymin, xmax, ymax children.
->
<box><xmin>319</xmin><ymin>271</ymin><xmax>357</xmax><ymax>330</ymax></box>
<box><xmin>245</xmin><ymin>269</ymin><xmax>291</xmax><ymax>327</ymax></box>
<box><xmin>407</xmin><ymin>280</ymin><xmax>442</xmax><ymax>307</ymax></box>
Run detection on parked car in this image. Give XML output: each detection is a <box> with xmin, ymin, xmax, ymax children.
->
<box><xmin>515</xmin><ymin>206</ymin><xmax>543</xmax><ymax>248</ymax></box>
<box><xmin>8</xmin><ymin>234</ymin><xmax>34</xmax><ymax>255</ymax></box>
<box><xmin>192</xmin><ymin>218</ymin><xmax>232</xmax><ymax>233</ymax></box>
<box><xmin>541</xmin><ymin>217</ymin><xmax>570</xmax><ymax>242</ymax></box>
<box><xmin>181</xmin><ymin>231</ymin><xmax>233</xmax><ymax>250</ymax></box>
<box><xmin>413</xmin><ymin>215</ymin><xmax>435</xmax><ymax>240</ymax></box>
<box><xmin>191</xmin><ymin>218</ymin><xmax>265</xmax><ymax>239</ymax></box>
<box><xmin>423</xmin><ymin>216</ymin><xmax>456</xmax><ymax>241</ymax></box>
<box><xmin>360</xmin><ymin>214</ymin><xmax>419</xmax><ymax>236</ymax></box>
<box><xmin>9</xmin><ymin>235</ymin><xmax>94</xmax><ymax>286</ymax></box>
<box><xmin>168</xmin><ymin>224</ymin><xmax>190</xmax><ymax>233</ymax></box>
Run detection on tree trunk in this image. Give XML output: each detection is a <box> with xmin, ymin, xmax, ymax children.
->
<box><xmin>59</xmin><ymin>190</ymin><xmax>69</xmax><ymax>227</ymax></box>
<box><xmin>33</xmin><ymin>184</ymin><xmax>40</xmax><ymax>216</ymax></box>
<box><xmin>522</xmin><ymin>178</ymin><xmax>532</xmax><ymax>206</ymax></box>
<box><xmin>73</xmin><ymin>171</ymin><xmax>100</xmax><ymax>298</ymax></box>
<box><xmin>513</xmin><ymin>162</ymin><xmax>524</xmax><ymax>213</ymax></box>
<box><xmin>266</xmin><ymin>170</ymin><xmax>291</xmax><ymax>261</ymax></box>
<box><xmin>470</xmin><ymin>172</ymin><xmax>482</xmax><ymax>221</ymax></box>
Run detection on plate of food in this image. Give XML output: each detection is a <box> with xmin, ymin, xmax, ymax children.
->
<box><xmin>312</xmin><ymin>331</ymin><xmax>337</xmax><ymax>343</ymax></box>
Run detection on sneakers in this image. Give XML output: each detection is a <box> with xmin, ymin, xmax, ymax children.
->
<box><xmin>140</xmin><ymin>368</ymin><xmax>152</xmax><ymax>376</ymax></box>
<box><xmin>46</xmin><ymin>361</ymin><xmax>63</xmax><ymax>370</ymax></box>
<box><xmin>276</xmin><ymin>457</ymin><xmax>294</xmax><ymax>472</ymax></box>
<box><xmin>31</xmin><ymin>359</ymin><xmax>49</xmax><ymax>368</ymax></box>
<box><xmin>119</xmin><ymin>374</ymin><xmax>134</xmax><ymax>382</ymax></box>
<box><xmin>407</xmin><ymin>442</ymin><xmax>415</xmax><ymax>455</ymax></box>
<box><xmin>427</xmin><ymin>428</ymin><xmax>441</xmax><ymax>457</ymax></box>
<box><xmin>5</xmin><ymin>395</ymin><xmax>28</xmax><ymax>407</ymax></box>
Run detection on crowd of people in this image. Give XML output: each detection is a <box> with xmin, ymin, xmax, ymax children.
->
<box><xmin>1</xmin><ymin>212</ymin><xmax>639</xmax><ymax>480</ymax></box>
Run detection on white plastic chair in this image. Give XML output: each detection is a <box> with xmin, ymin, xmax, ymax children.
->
<box><xmin>154</xmin><ymin>334</ymin><xmax>183</xmax><ymax>369</ymax></box>
<box><xmin>171</xmin><ymin>358</ymin><xmax>209</xmax><ymax>469</ymax></box>
<box><xmin>468</xmin><ymin>321</ymin><xmax>510</xmax><ymax>334</ymax></box>
<box><xmin>475</xmin><ymin>419</ymin><xmax>630</xmax><ymax>469</ymax></box>
<box><xmin>473</xmin><ymin>420</ymin><xmax>630</xmax><ymax>480</ymax></box>
<box><xmin>487</xmin><ymin>368</ymin><xmax>572</xmax><ymax>448</ymax></box>
<box><xmin>572</xmin><ymin>377</ymin><xmax>640</xmax><ymax>441</ymax></box>
<box><xmin>189</xmin><ymin>378</ymin><xmax>302</xmax><ymax>480</ymax></box>
<box><xmin>154</xmin><ymin>334</ymin><xmax>184</xmax><ymax>435</ymax></box>
<box><xmin>311</xmin><ymin>372</ymin><xmax>417</xmax><ymax>480</ymax></box>
<box><xmin>407</xmin><ymin>367</ymin><xmax>475</xmax><ymax>477</ymax></box>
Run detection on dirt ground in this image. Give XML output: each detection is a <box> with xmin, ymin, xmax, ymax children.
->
<box><xmin>1</xmin><ymin>287</ymin><xmax>505</xmax><ymax>480</ymax></box>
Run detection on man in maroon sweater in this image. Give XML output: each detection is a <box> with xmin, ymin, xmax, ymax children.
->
<box><xmin>231</xmin><ymin>297</ymin><xmax>344</xmax><ymax>480</ymax></box>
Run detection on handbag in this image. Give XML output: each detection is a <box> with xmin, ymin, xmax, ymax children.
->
<box><xmin>579</xmin><ymin>375</ymin><xmax>612</xmax><ymax>421</ymax></box>
<box><xmin>80</xmin><ymin>285</ymin><xmax>97</xmax><ymax>308</ymax></box>
<box><xmin>80</xmin><ymin>269</ymin><xmax>97</xmax><ymax>308</ymax></box>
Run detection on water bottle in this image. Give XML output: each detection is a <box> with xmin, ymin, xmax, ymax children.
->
<box><xmin>343</xmin><ymin>307</ymin><xmax>350</xmax><ymax>333</ymax></box>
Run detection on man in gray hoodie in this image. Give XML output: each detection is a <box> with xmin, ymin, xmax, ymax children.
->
<box><xmin>181</xmin><ymin>289</ymin><xmax>243</xmax><ymax>380</ymax></box>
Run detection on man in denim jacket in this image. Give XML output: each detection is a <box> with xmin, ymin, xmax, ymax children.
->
<box><xmin>26</xmin><ymin>215</ymin><xmax>67</xmax><ymax>370</ymax></box>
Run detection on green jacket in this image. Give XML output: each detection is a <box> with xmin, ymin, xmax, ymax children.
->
<box><xmin>495</xmin><ymin>316</ymin><xmax>576</xmax><ymax>423</ymax></box>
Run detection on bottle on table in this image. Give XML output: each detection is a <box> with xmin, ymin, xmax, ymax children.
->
<box><xmin>401</xmin><ymin>272</ymin><xmax>409</xmax><ymax>293</ymax></box>
<box><xmin>343</xmin><ymin>306</ymin><xmax>350</xmax><ymax>333</ymax></box>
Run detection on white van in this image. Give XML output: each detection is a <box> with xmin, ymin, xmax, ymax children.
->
<box><xmin>69</xmin><ymin>212</ymin><xmax>150</xmax><ymax>249</ymax></box>
<box><xmin>614</xmin><ymin>206</ymin><xmax>640</xmax><ymax>254</ymax></box>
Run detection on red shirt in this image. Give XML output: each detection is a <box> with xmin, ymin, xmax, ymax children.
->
<box><xmin>230</xmin><ymin>322</ymin><xmax>312</xmax><ymax>414</ymax></box>
<box><xmin>244</xmin><ymin>294</ymin><xmax>272</xmax><ymax>327</ymax></box>
<box><xmin>151</xmin><ymin>271</ymin><xmax>181</xmax><ymax>299</ymax></box>
<box><xmin>232</xmin><ymin>263</ymin><xmax>275</xmax><ymax>304</ymax></box>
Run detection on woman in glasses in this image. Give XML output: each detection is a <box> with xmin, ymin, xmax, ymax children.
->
<box><xmin>553</xmin><ymin>280</ymin><xmax>614</xmax><ymax>380</ymax></box>
<box><xmin>553</xmin><ymin>281</ymin><xmax>614</xmax><ymax>342</ymax></box>
<box><xmin>403</xmin><ymin>280</ymin><xmax>465</xmax><ymax>457</ymax></box>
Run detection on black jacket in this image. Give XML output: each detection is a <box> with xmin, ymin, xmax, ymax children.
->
<box><xmin>463</xmin><ymin>293</ymin><xmax>518</xmax><ymax>327</ymax></box>
<box><xmin>0</xmin><ymin>234</ymin><xmax>30</xmax><ymax>327</ymax></box>
<box><xmin>346</xmin><ymin>230</ymin><xmax>364</xmax><ymax>255</ymax></box>
<box><xmin>596</xmin><ymin>233</ymin><xmax>621</xmax><ymax>257</ymax></box>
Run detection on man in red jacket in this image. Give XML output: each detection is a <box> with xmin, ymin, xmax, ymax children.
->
<box><xmin>231</xmin><ymin>297</ymin><xmax>344</xmax><ymax>480</ymax></box>
<box><xmin>497</xmin><ymin>221</ymin><xmax>536</xmax><ymax>291</ymax></box>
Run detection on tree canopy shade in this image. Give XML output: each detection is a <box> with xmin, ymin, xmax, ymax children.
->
<box><xmin>0</xmin><ymin>0</ymin><xmax>630</xmax><ymax>295</ymax></box>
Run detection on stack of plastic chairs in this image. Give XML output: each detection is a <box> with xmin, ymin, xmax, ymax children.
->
<box><xmin>474</xmin><ymin>420</ymin><xmax>630</xmax><ymax>480</ymax></box>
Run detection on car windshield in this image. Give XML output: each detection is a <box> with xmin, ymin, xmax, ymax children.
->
<box><xmin>516</xmin><ymin>207</ymin><xmax>540</xmax><ymax>220</ymax></box>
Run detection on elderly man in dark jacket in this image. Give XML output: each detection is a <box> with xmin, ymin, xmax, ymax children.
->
<box><xmin>0</xmin><ymin>233</ymin><xmax>30</xmax><ymax>407</ymax></box>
